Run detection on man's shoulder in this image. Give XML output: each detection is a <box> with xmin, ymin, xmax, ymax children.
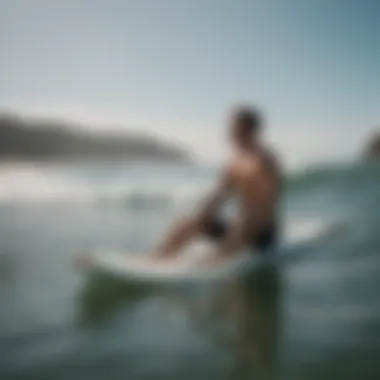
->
<box><xmin>227</xmin><ymin>147</ymin><xmax>282</xmax><ymax>177</ymax></box>
<box><xmin>261</xmin><ymin>146</ymin><xmax>281</xmax><ymax>173</ymax></box>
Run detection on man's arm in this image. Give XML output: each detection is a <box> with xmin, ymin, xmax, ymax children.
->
<box><xmin>196</xmin><ymin>170</ymin><xmax>231</xmax><ymax>221</ymax></box>
<box><xmin>216</xmin><ymin>175</ymin><xmax>257</xmax><ymax>256</ymax></box>
<box><xmin>152</xmin><ymin>168</ymin><xmax>232</xmax><ymax>259</ymax></box>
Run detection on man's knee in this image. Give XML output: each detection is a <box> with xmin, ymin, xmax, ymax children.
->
<box><xmin>191</xmin><ymin>216</ymin><xmax>205</xmax><ymax>229</ymax></box>
<box><xmin>179</xmin><ymin>215</ymin><xmax>205</xmax><ymax>233</ymax></box>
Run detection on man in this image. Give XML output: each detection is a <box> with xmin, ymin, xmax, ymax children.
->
<box><xmin>154</xmin><ymin>106</ymin><xmax>281</xmax><ymax>263</ymax></box>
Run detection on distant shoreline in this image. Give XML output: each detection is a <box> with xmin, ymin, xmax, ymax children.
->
<box><xmin>0</xmin><ymin>112</ymin><xmax>194</xmax><ymax>165</ymax></box>
<box><xmin>0</xmin><ymin>157</ymin><xmax>196</xmax><ymax>165</ymax></box>
<box><xmin>0</xmin><ymin>160</ymin><xmax>197</xmax><ymax>174</ymax></box>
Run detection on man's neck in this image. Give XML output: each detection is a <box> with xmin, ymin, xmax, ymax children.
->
<box><xmin>238</xmin><ymin>141</ymin><xmax>258</xmax><ymax>154</ymax></box>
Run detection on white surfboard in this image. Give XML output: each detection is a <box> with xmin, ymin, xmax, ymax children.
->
<box><xmin>80</xmin><ymin>218</ymin><xmax>346</xmax><ymax>283</ymax></box>
<box><xmin>81</xmin><ymin>244</ymin><xmax>266</xmax><ymax>282</ymax></box>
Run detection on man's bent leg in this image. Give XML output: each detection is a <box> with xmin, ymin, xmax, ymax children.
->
<box><xmin>154</xmin><ymin>217</ymin><xmax>202</xmax><ymax>258</ymax></box>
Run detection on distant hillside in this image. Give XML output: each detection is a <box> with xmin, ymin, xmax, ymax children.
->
<box><xmin>0</xmin><ymin>113</ymin><xmax>192</xmax><ymax>163</ymax></box>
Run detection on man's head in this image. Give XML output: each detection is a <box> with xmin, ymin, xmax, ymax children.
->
<box><xmin>228</xmin><ymin>106</ymin><xmax>263</xmax><ymax>149</ymax></box>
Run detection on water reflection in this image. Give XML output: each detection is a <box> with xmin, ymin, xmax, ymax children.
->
<box><xmin>224</xmin><ymin>267</ymin><xmax>281</xmax><ymax>378</ymax></box>
<box><xmin>77</xmin><ymin>273</ymin><xmax>159</xmax><ymax>325</ymax></box>
<box><xmin>168</xmin><ymin>266</ymin><xmax>283</xmax><ymax>378</ymax></box>
<box><xmin>77</xmin><ymin>266</ymin><xmax>282</xmax><ymax>378</ymax></box>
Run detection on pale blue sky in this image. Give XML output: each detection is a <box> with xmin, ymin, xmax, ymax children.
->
<box><xmin>0</xmin><ymin>0</ymin><xmax>379</xmax><ymax>167</ymax></box>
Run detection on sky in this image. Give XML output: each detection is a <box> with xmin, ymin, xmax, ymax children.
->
<box><xmin>0</xmin><ymin>0</ymin><xmax>379</xmax><ymax>168</ymax></box>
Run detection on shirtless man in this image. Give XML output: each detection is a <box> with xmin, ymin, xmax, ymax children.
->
<box><xmin>154</xmin><ymin>106</ymin><xmax>281</xmax><ymax>262</ymax></box>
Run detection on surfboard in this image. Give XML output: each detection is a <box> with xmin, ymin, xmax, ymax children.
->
<box><xmin>80</xmin><ymin>245</ymin><xmax>266</xmax><ymax>283</ymax></box>
<box><xmin>79</xmin><ymin>218</ymin><xmax>346</xmax><ymax>283</ymax></box>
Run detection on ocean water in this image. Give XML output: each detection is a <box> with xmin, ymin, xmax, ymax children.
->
<box><xmin>1</xmin><ymin>161</ymin><xmax>380</xmax><ymax>380</ymax></box>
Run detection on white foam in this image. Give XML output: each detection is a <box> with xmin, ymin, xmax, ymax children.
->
<box><xmin>0</xmin><ymin>164</ymin><xmax>204</xmax><ymax>205</ymax></box>
<box><xmin>0</xmin><ymin>163</ymin><xmax>93</xmax><ymax>203</ymax></box>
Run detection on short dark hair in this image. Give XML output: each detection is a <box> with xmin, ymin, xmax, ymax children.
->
<box><xmin>234</xmin><ymin>106</ymin><xmax>262</xmax><ymax>132</ymax></box>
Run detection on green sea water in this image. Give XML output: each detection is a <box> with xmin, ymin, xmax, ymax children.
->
<box><xmin>1</xmin><ymin>161</ymin><xmax>380</xmax><ymax>380</ymax></box>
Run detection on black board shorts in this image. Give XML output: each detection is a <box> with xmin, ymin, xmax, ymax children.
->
<box><xmin>200</xmin><ymin>217</ymin><xmax>277</xmax><ymax>254</ymax></box>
